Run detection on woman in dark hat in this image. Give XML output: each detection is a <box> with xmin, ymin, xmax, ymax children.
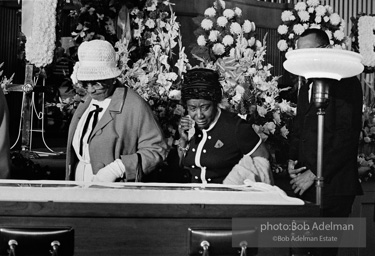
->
<box><xmin>178</xmin><ymin>68</ymin><xmax>271</xmax><ymax>184</ymax></box>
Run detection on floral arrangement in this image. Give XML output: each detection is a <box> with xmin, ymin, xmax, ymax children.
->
<box><xmin>129</xmin><ymin>0</ymin><xmax>177</xmax><ymax>60</ymax></box>
<box><xmin>193</xmin><ymin>1</ymin><xmax>296</xmax><ymax>169</ymax></box>
<box><xmin>70</xmin><ymin>0</ymin><xmax>121</xmax><ymax>46</ymax></box>
<box><xmin>0</xmin><ymin>62</ymin><xmax>14</xmax><ymax>94</ymax></box>
<box><xmin>358</xmin><ymin>153</ymin><xmax>375</xmax><ymax>182</ymax></box>
<box><xmin>192</xmin><ymin>0</ymin><xmax>257</xmax><ymax>61</ymax></box>
<box><xmin>359</xmin><ymin>105</ymin><xmax>375</xmax><ymax>144</ymax></box>
<box><xmin>350</xmin><ymin>14</ymin><xmax>375</xmax><ymax>71</ymax></box>
<box><xmin>116</xmin><ymin>1</ymin><xmax>189</xmax><ymax>147</ymax></box>
<box><xmin>25</xmin><ymin>0</ymin><xmax>58</xmax><ymax>67</ymax></box>
<box><xmin>357</xmin><ymin>105</ymin><xmax>375</xmax><ymax>182</ymax></box>
<box><xmin>277</xmin><ymin>0</ymin><xmax>347</xmax><ymax>52</ymax></box>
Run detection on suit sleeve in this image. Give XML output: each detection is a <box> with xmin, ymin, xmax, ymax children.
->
<box><xmin>320</xmin><ymin>77</ymin><xmax>363</xmax><ymax>182</ymax></box>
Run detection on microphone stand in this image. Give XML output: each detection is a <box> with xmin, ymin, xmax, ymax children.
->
<box><xmin>311</xmin><ymin>78</ymin><xmax>332</xmax><ymax>208</ymax></box>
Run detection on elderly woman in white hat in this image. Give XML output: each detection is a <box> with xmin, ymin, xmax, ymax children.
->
<box><xmin>66</xmin><ymin>40</ymin><xmax>167</xmax><ymax>182</ymax></box>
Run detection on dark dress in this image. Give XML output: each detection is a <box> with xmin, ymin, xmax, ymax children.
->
<box><xmin>183</xmin><ymin>109</ymin><xmax>261</xmax><ymax>183</ymax></box>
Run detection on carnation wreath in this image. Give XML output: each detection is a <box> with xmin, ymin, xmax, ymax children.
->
<box><xmin>277</xmin><ymin>0</ymin><xmax>347</xmax><ymax>52</ymax></box>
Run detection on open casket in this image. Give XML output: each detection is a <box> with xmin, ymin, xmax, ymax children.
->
<box><xmin>0</xmin><ymin>180</ymin><xmax>318</xmax><ymax>256</ymax></box>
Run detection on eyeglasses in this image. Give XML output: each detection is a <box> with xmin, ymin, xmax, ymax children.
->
<box><xmin>80</xmin><ymin>79</ymin><xmax>111</xmax><ymax>90</ymax></box>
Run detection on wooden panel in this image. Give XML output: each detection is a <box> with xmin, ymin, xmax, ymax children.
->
<box><xmin>0</xmin><ymin>216</ymin><xmax>293</xmax><ymax>256</ymax></box>
<box><xmin>0</xmin><ymin>201</ymin><xmax>319</xmax><ymax>218</ymax></box>
<box><xmin>0</xmin><ymin>200</ymin><xmax>319</xmax><ymax>256</ymax></box>
<box><xmin>346</xmin><ymin>179</ymin><xmax>375</xmax><ymax>256</ymax></box>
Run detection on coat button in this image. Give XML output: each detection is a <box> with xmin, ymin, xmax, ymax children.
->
<box><xmin>207</xmin><ymin>178</ymin><xmax>211</xmax><ymax>181</ymax></box>
<box><xmin>192</xmin><ymin>148</ymin><xmax>196</xmax><ymax>152</ymax></box>
<box><xmin>192</xmin><ymin>165</ymin><xmax>195</xmax><ymax>168</ymax></box>
<box><xmin>194</xmin><ymin>176</ymin><xmax>198</xmax><ymax>179</ymax></box>
<box><xmin>208</xmin><ymin>136</ymin><xmax>212</xmax><ymax>139</ymax></box>
<box><xmin>203</xmin><ymin>149</ymin><xmax>207</xmax><ymax>153</ymax></box>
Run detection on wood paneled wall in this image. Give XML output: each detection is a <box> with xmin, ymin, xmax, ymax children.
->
<box><xmin>0</xmin><ymin>4</ymin><xmax>21</xmax><ymax>80</ymax></box>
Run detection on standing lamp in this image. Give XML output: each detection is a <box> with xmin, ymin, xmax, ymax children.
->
<box><xmin>283</xmin><ymin>48</ymin><xmax>364</xmax><ymax>206</ymax></box>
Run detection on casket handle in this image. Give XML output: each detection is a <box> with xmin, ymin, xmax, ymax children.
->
<box><xmin>239</xmin><ymin>241</ymin><xmax>247</xmax><ymax>256</ymax></box>
<box><xmin>8</xmin><ymin>239</ymin><xmax>17</xmax><ymax>256</ymax></box>
<box><xmin>50</xmin><ymin>240</ymin><xmax>60</xmax><ymax>256</ymax></box>
<box><xmin>200</xmin><ymin>240</ymin><xmax>210</xmax><ymax>256</ymax></box>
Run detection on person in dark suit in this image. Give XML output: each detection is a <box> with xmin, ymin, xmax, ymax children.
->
<box><xmin>288</xmin><ymin>28</ymin><xmax>363</xmax><ymax>218</ymax></box>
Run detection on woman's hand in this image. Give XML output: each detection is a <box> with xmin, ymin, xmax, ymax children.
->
<box><xmin>178</xmin><ymin>115</ymin><xmax>194</xmax><ymax>143</ymax></box>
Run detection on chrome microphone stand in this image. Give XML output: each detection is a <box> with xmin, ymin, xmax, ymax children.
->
<box><xmin>311</xmin><ymin>78</ymin><xmax>331</xmax><ymax>207</ymax></box>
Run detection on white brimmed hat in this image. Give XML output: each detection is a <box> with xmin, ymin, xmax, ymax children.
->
<box><xmin>76</xmin><ymin>40</ymin><xmax>121</xmax><ymax>81</ymax></box>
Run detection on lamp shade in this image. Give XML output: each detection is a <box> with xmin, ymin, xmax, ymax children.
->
<box><xmin>283</xmin><ymin>48</ymin><xmax>364</xmax><ymax>80</ymax></box>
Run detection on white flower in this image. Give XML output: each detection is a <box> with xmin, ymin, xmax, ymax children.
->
<box><xmin>222</xmin><ymin>35</ymin><xmax>234</xmax><ymax>46</ymax></box>
<box><xmin>242</xmin><ymin>20</ymin><xmax>252</xmax><ymax>33</ymax></box>
<box><xmin>197</xmin><ymin>35</ymin><xmax>207</xmax><ymax>46</ymax></box>
<box><xmin>358</xmin><ymin>16</ymin><xmax>375</xmax><ymax>67</ymax></box>
<box><xmin>280</xmin><ymin>126</ymin><xmax>289</xmax><ymax>139</ymax></box>
<box><xmin>234</xmin><ymin>7</ymin><xmax>242</xmax><ymax>17</ymax></box>
<box><xmin>165</xmin><ymin>72</ymin><xmax>178</xmax><ymax>81</ymax></box>
<box><xmin>277</xmin><ymin>40</ymin><xmax>288</xmax><ymax>51</ymax></box>
<box><xmin>255</xmin><ymin>40</ymin><xmax>262</xmax><ymax>49</ymax></box>
<box><xmin>307</xmin><ymin>0</ymin><xmax>319</xmax><ymax>7</ymax></box>
<box><xmin>146</xmin><ymin>3</ymin><xmax>157</xmax><ymax>11</ymax></box>
<box><xmin>325</xmin><ymin>30</ymin><xmax>332</xmax><ymax>39</ymax></box>
<box><xmin>25</xmin><ymin>0</ymin><xmax>57</xmax><ymax>67</ymax></box>
<box><xmin>288</xmin><ymin>33</ymin><xmax>295</xmax><ymax>39</ymax></box>
<box><xmin>281</xmin><ymin>10</ymin><xmax>293</xmax><ymax>22</ymax></box>
<box><xmin>315</xmin><ymin>16</ymin><xmax>322</xmax><ymax>23</ymax></box>
<box><xmin>324</xmin><ymin>16</ymin><xmax>330</xmax><ymax>22</ymax></box>
<box><xmin>208</xmin><ymin>30</ymin><xmax>220</xmax><ymax>42</ymax></box>
<box><xmin>145</xmin><ymin>19</ymin><xmax>155</xmax><ymax>28</ymax></box>
<box><xmin>263</xmin><ymin>122</ymin><xmax>276</xmax><ymax>134</ymax></box>
<box><xmin>201</xmin><ymin>19</ymin><xmax>213</xmax><ymax>30</ymax></box>
<box><xmin>315</xmin><ymin>5</ymin><xmax>326</xmax><ymax>16</ymax></box>
<box><xmin>251</xmin><ymin>22</ymin><xmax>256</xmax><ymax>32</ymax></box>
<box><xmin>330</xmin><ymin>13</ymin><xmax>341</xmax><ymax>26</ymax></box>
<box><xmin>223</xmin><ymin>9</ymin><xmax>235</xmax><ymax>19</ymax></box>
<box><xmin>298</xmin><ymin>11</ymin><xmax>310</xmax><ymax>22</ymax></box>
<box><xmin>308</xmin><ymin>7</ymin><xmax>315</xmax><ymax>13</ymax></box>
<box><xmin>277</xmin><ymin>100</ymin><xmax>288</xmax><ymax>113</ymax></box>
<box><xmin>229</xmin><ymin>48</ymin><xmax>235</xmax><ymax>57</ymax></box>
<box><xmin>257</xmin><ymin>105</ymin><xmax>268</xmax><ymax>117</ymax></box>
<box><xmin>325</xmin><ymin>5</ymin><xmax>333</xmax><ymax>14</ymax></box>
<box><xmin>204</xmin><ymin>7</ymin><xmax>216</xmax><ymax>17</ymax></box>
<box><xmin>310</xmin><ymin>23</ymin><xmax>321</xmax><ymax>29</ymax></box>
<box><xmin>212</xmin><ymin>43</ymin><xmax>225</xmax><ymax>55</ymax></box>
<box><xmin>248</xmin><ymin>37</ymin><xmax>255</xmax><ymax>47</ymax></box>
<box><xmin>230</xmin><ymin>22</ymin><xmax>242</xmax><ymax>34</ymax></box>
<box><xmin>333</xmin><ymin>30</ymin><xmax>345</xmax><ymax>41</ymax></box>
<box><xmin>294</xmin><ymin>2</ymin><xmax>307</xmax><ymax>11</ymax></box>
<box><xmin>277</xmin><ymin>25</ymin><xmax>288</xmax><ymax>35</ymax></box>
<box><xmin>217</xmin><ymin>16</ymin><xmax>228</xmax><ymax>27</ymax></box>
<box><xmin>293</xmin><ymin>24</ymin><xmax>305</xmax><ymax>35</ymax></box>
<box><xmin>168</xmin><ymin>89</ymin><xmax>181</xmax><ymax>100</ymax></box>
